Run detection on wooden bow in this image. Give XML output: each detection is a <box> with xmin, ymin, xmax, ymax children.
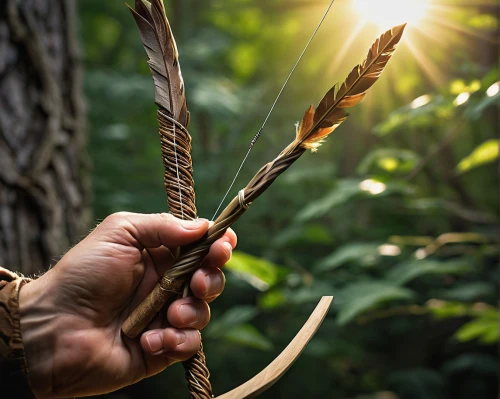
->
<box><xmin>124</xmin><ymin>0</ymin><xmax>405</xmax><ymax>397</ymax></box>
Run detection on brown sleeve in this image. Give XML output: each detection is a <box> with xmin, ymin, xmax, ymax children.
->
<box><xmin>0</xmin><ymin>267</ymin><xmax>35</xmax><ymax>398</ymax></box>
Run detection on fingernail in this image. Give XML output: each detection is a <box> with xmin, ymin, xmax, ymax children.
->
<box><xmin>175</xmin><ymin>331</ymin><xmax>186</xmax><ymax>345</ymax></box>
<box><xmin>179</xmin><ymin>304</ymin><xmax>199</xmax><ymax>325</ymax></box>
<box><xmin>223</xmin><ymin>242</ymin><xmax>233</xmax><ymax>260</ymax></box>
<box><xmin>146</xmin><ymin>333</ymin><xmax>163</xmax><ymax>354</ymax></box>
<box><xmin>205</xmin><ymin>272</ymin><xmax>224</xmax><ymax>296</ymax></box>
<box><xmin>181</xmin><ymin>218</ymin><xmax>208</xmax><ymax>230</ymax></box>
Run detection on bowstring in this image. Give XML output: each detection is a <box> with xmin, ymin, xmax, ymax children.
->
<box><xmin>211</xmin><ymin>0</ymin><xmax>336</xmax><ymax>221</ymax></box>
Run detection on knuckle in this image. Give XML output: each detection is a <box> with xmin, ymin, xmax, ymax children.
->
<box><xmin>159</xmin><ymin>212</ymin><xmax>174</xmax><ymax>222</ymax></box>
<box><xmin>98</xmin><ymin>213</ymin><xmax>139</xmax><ymax>244</ymax></box>
<box><xmin>157</xmin><ymin>212</ymin><xmax>175</xmax><ymax>229</ymax></box>
<box><xmin>103</xmin><ymin>211</ymin><xmax>132</xmax><ymax>227</ymax></box>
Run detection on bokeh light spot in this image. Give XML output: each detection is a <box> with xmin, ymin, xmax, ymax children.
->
<box><xmin>359</xmin><ymin>179</ymin><xmax>387</xmax><ymax>195</ymax></box>
<box><xmin>410</xmin><ymin>94</ymin><xmax>432</xmax><ymax>109</ymax></box>
<box><xmin>486</xmin><ymin>82</ymin><xmax>500</xmax><ymax>98</ymax></box>
<box><xmin>454</xmin><ymin>92</ymin><xmax>470</xmax><ymax>106</ymax></box>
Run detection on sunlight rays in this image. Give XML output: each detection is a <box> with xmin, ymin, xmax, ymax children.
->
<box><xmin>340</xmin><ymin>0</ymin><xmax>497</xmax><ymax>94</ymax></box>
<box><xmin>426</xmin><ymin>14</ymin><xmax>498</xmax><ymax>44</ymax></box>
<box><xmin>288</xmin><ymin>0</ymin><xmax>496</xmax><ymax>111</ymax></box>
<box><xmin>327</xmin><ymin>21</ymin><xmax>365</xmax><ymax>76</ymax></box>
<box><xmin>404</xmin><ymin>39</ymin><xmax>444</xmax><ymax>88</ymax></box>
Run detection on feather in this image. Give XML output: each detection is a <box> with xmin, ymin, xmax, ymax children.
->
<box><xmin>296</xmin><ymin>23</ymin><xmax>406</xmax><ymax>152</ymax></box>
<box><xmin>129</xmin><ymin>0</ymin><xmax>189</xmax><ymax>126</ymax></box>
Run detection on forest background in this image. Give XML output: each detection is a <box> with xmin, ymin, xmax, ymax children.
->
<box><xmin>2</xmin><ymin>0</ymin><xmax>499</xmax><ymax>398</ymax></box>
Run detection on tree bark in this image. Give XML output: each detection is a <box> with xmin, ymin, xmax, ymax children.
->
<box><xmin>0</xmin><ymin>0</ymin><xmax>90</xmax><ymax>275</ymax></box>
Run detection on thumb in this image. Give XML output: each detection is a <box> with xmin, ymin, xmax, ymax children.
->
<box><xmin>96</xmin><ymin>212</ymin><xmax>209</xmax><ymax>249</ymax></box>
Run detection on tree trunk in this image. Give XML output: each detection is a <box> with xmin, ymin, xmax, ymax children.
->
<box><xmin>0</xmin><ymin>0</ymin><xmax>90</xmax><ymax>275</ymax></box>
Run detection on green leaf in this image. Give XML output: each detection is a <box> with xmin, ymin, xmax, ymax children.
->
<box><xmin>296</xmin><ymin>179</ymin><xmax>361</xmax><ymax>221</ymax></box>
<box><xmin>229</xmin><ymin>43</ymin><xmax>259</xmax><ymax>79</ymax></box>
<box><xmin>283</xmin><ymin>164</ymin><xmax>336</xmax><ymax>184</ymax></box>
<box><xmin>480</xmin><ymin>324</ymin><xmax>499</xmax><ymax>344</ymax></box>
<box><xmin>289</xmin><ymin>281</ymin><xmax>334</xmax><ymax>305</ymax></box>
<box><xmin>273</xmin><ymin>224</ymin><xmax>334</xmax><ymax>248</ymax></box>
<box><xmin>427</xmin><ymin>301</ymin><xmax>498</xmax><ymax>322</ymax></box>
<box><xmin>456</xmin><ymin>139</ymin><xmax>499</xmax><ymax>173</ymax></box>
<box><xmin>455</xmin><ymin>318</ymin><xmax>499</xmax><ymax>344</ymax></box>
<box><xmin>205</xmin><ymin>306</ymin><xmax>258</xmax><ymax>338</ymax></box>
<box><xmin>258</xmin><ymin>289</ymin><xmax>287</xmax><ymax>309</ymax></box>
<box><xmin>386</xmin><ymin>259</ymin><xmax>473</xmax><ymax>286</ymax></box>
<box><xmin>358</xmin><ymin>149</ymin><xmax>421</xmax><ymax>174</ymax></box>
<box><xmin>374</xmin><ymin>95</ymin><xmax>445</xmax><ymax>136</ymax></box>
<box><xmin>439</xmin><ymin>282</ymin><xmax>495</xmax><ymax>302</ymax></box>
<box><xmin>427</xmin><ymin>301</ymin><xmax>468</xmax><ymax>319</ymax></box>
<box><xmin>469</xmin><ymin>89</ymin><xmax>500</xmax><ymax>119</ymax></box>
<box><xmin>303</xmin><ymin>224</ymin><xmax>334</xmax><ymax>244</ymax></box>
<box><xmin>296</xmin><ymin>178</ymin><xmax>416</xmax><ymax>222</ymax></box>
<box><xmin>314</xmin><ymin>243</ymin><xmax>381</xmax><ymax>273</ymax></box>
<box><xmin>336</xmin><ymin>282</ymin><xmax>415</xmax><ymax>325</ymax></box>
<box><xmin>224</xmin><ymin>323</ymin><xmax>273</xmax><ymax>351</ymax></box>
<box><xmin>226</xmin><ymin>251</ymin><xmax>286</xmax><ymax>291</ymax></box>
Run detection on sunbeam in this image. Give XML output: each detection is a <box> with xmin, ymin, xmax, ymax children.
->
<box><xmin>427</xmin><ymin>14</ymin><xmax>498</xmax><ymax>44</ymax></box>
<box><xmin>327</xmin><ymin>21</ymin><xmax>365</xmax><ymax>76</ymax></box>
<box><xmin>404</xmin><ymin>39</ymin><xmax>444</xmax><ymax>88</ymax></box>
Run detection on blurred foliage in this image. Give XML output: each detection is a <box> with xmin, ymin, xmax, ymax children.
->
<box><xmin>78</xmin><ymin>0</ymin><xmax>499</xmax><ymax>398</ymax></box>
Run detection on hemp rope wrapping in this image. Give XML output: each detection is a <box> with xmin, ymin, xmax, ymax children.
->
<box><xmin>158</xmin><ymin>111</ymin><xmax>197</xmax><ymax>221</ymax></box>
<box><xmin>159</xmin><ymin>111</ymin><xmax>213</xmax><ymax>399</ymax></box>
<box><xmin>122</xmin><ymin>146</ymin><xmax>305</xmax><ymax>334</ymax></box>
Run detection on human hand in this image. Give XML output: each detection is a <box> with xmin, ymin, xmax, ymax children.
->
<box><xmin>18</xmin><ymin>212</ymin><xmax>236</xmax><ymax>398</ymax></box>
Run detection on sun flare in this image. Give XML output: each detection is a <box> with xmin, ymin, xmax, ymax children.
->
<box><xmin>352</xmin><ymin>0</ymin><xmax>430</xmax><ymax>30</ymax></box>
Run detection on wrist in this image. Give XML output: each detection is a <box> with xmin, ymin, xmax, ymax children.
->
<box><xmin>19</xmin><ymin>275</ymin><xmax>56</xmax><ymax>399</ymax></box>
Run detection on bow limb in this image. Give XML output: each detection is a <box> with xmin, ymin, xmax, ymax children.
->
<box><xmin>216</xmin><ymin>297</ymin><xmax>333</xmax><ymax>399</ymax></box>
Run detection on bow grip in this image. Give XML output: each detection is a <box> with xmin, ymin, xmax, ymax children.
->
<box><xmin>122</xmin><ymin>276</ymin><xmax>185</xmax><ymax>338</ymax></box>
